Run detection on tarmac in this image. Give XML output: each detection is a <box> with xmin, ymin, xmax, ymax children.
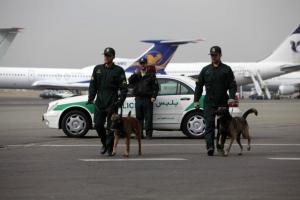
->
<box><xmin>0</xmin><ymin>96</ymin><xmax>300</xmax><ymax>200</ymax></box>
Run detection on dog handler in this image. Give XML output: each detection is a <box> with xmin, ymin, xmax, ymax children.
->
<box><xmin>194</xmin><ymin>46</ymin><xmax>237</xmax><ymax>156</ymax></box>
<box><xmin>87</xmin><ymin>47</ymin><xmax>128</xmax><ymax>155</ymax></box>
<box><xmin>128</xmin><ymin>57</ymin><xmax>159</xmax><ymax>139</ymax></box>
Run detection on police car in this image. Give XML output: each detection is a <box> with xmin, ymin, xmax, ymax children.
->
<box><xmin>43</xmin><ymin>75</ymin><xmax>240</xmax><ymax>138</ymax></box>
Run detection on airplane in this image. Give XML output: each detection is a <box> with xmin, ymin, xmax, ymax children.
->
<box><xmin>243</xmin><ymin>71</ymin><xmax>300</xmax><ymax>96</ymax></box>
<box><xmin>1</xmin><ymin>24</ymin><xmax>299</xmax><ymax>99</ymax></box>
<box><xmin>160</xmin><ymin>24</ymin><xmax>300</xmax><ymax>99</ymax></box>
<box><xmin>0</xmin><ymin>39</ymin><xmax>201</xmax><ymax>90</ymax></box>
<box><xmin>0</xmin><ymin>27</ymin><xmax>22</xmax><ymax>60</ymax></box>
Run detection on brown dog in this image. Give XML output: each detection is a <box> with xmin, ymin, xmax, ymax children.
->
<box><xmin>215</xmin><ymin>107</ymin><xmax>258</xmax><ymax>156</ymax></box>
<box><xmin>110</xmin><ymin>111</ymin><xmax>142</xmax><ymax>157</ymax></box>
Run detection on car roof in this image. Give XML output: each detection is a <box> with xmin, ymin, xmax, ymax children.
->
<box><xmin>156</xmin><ymin>75</ymin><xmax>196</xmax><ymax>88</ymax></box>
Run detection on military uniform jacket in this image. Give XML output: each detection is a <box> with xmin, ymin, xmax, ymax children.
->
<box><xmin>88</xmin><ymin>63</ymin><xmax>128</xmax><ymax>110</ymax></box>
<box><xmin>194</xmin><ymin>62</ymin><xmax>237</xmax><ymax>107</ymax></box>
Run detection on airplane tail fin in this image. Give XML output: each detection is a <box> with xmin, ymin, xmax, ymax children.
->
<box><xmin>125</xmin><ymin>39</ymin><xmax>202</xmax><ymax>74</ymax></box>
<box><xmin>262</xmin><ymin>25</ymin><xmax>300</xmax><ymax>64</ymax></box>
<box><xmin>0</xmin><ymin>27</ymin><xmax>22</xmax><ymax>60</ymax></box>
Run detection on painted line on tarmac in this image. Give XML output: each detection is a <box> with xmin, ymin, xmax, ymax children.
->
<box><xmin>6</xmin><ymin>143</ymin><xmax>300</xmax><ymax>148</ymax></box>
<box><xmin>40</xmin><ymin>144</ymin><xmax>200</xmax><ymax>147</ymax></box>
<box><xmin>268</xmin><ymin>158</ymin><xmax>300</xmax><ymax>161</ymax></box>
<box><xmin>39</xmin><ymin>143</ymin><xmax>300</xmax><ymax>147</ymax></box>
<box><xmin>79</xmin><ymin>158</ymin><xmax>187</xmax><ymax>162</ymax></box>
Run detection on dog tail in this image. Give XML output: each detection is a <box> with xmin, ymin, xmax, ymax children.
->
<box><xmin>127</xmin><ymin>110</ymin><xmax>131</xmax><ymax>117</ymax></box>
<box><xmin>242</xmin><ymin>108</ymin><xmax>258</xmax><ymax>119</ymax></box>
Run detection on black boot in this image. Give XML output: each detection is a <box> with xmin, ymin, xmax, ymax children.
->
<box><xmin>207</xmin><ymin>148</ymin><xmax>214</xmax><ymax>156</ymax></box>
<box><xmin>100</xmin><ymin>145</ymin><xmax>107</xmax><ymax>154</ymax></box>
<box><xmin>141</xmin><ymin>131</ymin><xmax>145</xmax><ymax>139</ymax></box>
<box><xmin>146</xmin><ymin>131</ymin><xmax>152</xmax><ymax>139</ymax></box>
<box><xmin>216</xmin><ymin>144</ymin><xmax>224</xmax><ymax>155</ymax></box>
<box><xmin>106</xmin><ymin>131</ymin><xmax>114</xmax><ymax>155</ymax></box>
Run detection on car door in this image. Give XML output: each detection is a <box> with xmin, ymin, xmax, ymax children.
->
<box><xmin>153</xmin><ymin>78</ymin><xmax>194</xmax><ymax>129</ymax></box>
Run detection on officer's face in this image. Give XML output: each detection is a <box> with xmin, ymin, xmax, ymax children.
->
<box><xmin>104</xmin><ymin>54</ymin><xmax>114</xmax><ymax>64</ymax></box>
<box><xmin>140</xmin><ymin>63</ymin><xmax>146</xmax><ymax>71</ymax></box>
<box><xmin>210</xmin><ymin>53</ymin><xmax>221</xmax><ymax>63</ymax></box>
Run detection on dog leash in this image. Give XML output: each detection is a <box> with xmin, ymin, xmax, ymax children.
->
<box><xmin>229</xmin><ymin>107</ymin><xmax>234</xmax><ymax>115</ymax></box>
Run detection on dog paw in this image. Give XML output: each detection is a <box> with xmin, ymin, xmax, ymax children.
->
<box><xmin>123</xmin><ymin>154</ymin><xmax>129</xmax><ymax>158</ymax></box>
<box><xmin>108</xmin><ymin>152</ymin><xmax>116</xmax><ymax>157</ymax></box>
<box><xmin>247</xmin><ymin>147</ymin><xmax>251</xmax><ymax>151</ymax></box>
<box><xmin>238</xmin><ymin>153</ymin><xmax>243</xmax><ymax>156</ymax></box>
<box><xmin>138</xmin><ymin>152</ymin><xmax>142</xmax><ymax>156</ymax></box>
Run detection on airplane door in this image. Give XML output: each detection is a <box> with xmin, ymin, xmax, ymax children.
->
<box><xmin>28</xmin><ymin>70</ymin><xmax>35</xmax><ymax>82</ymax></box>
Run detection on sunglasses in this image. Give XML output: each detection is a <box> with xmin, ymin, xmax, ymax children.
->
<box><xmin>104</xmin><ymin>54</ymin><xmax>113</xmax><ymax>57</ymax></box>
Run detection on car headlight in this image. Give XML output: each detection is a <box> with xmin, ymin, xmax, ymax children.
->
<box><xmin>47</xmin><ymin>102</ymin><xmax>59</xmax><ymax>111</ymax></box>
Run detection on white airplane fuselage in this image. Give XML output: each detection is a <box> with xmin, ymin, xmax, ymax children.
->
<box><xmin>0</xmin><ymin>61</ymin><xmax>288</xmax><ymax>89</ymax></box>
<box><xmin>0</xmin><ymin>59</ymin><xmax>133</xmax><ymax>89</ymax></box>
<box><xmin>0</xmin><ymin>25</ymin><xmax>299</xmax><ymax>90</ymax></box>
<box><xmin>165</xmin><ymin>61</ymin><xmax>287</xmax><ymax>85</ymax></box>
<box><xmin>0</xmin><ymin>67</ymin><xmax>89</xmax><ymax>89</ymax></box>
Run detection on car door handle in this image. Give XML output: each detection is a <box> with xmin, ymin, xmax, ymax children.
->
<box><xmin>180</xmin><ymin>97</ymin><xmax>190</xmax><ymax>101</ymax></box>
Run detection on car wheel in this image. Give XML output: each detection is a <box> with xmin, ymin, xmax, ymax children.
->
<box><xmin>61</xmin><ymin>110</ymin><xmax>91</xmax><ymax>137</ymax></box>
<box><xmin>182</xmin><ymin>111</ymin><xmax>205</xmax><ymax>138</ymax></box>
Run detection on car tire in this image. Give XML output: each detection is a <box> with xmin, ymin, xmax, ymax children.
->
<box><xmin>61</xmin><ymin>110</ymin><xmax>91</xmax><ymax>137</ymax></box>
<box><xmin>182</xmin><ymin>111</ymin><xmax>206</xmax><ymax>139</ymax></box>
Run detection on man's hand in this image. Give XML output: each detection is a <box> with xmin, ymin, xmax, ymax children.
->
<box><xmin>227</xmin><ymin>99</ymin><xmax>235</xmax><ymax>105</ymax></box>
<box><xmin>86</xmin><ymin>100</ymin><xmax>93</xmax><ymax>105</ymax></box>
<box><xmin>134</xmin><ymin>69</ymin><xmax>141</xmax><ymax>75</ymax></box>
<box><xmin>194</xmin><ymin>102</ymin><xmax>199</xmax><ymax>109</ymax></box>
<box><xmin>151</xmin><ymin>97</ymin><xmax>156</xmax><ymax>102</ymax></box>
<box><xmin>114</xmin><ymin>100</ymin><xmax>122</xmax><ymax>107</ymax></box>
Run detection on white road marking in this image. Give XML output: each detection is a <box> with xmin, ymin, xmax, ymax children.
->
<box><xmin>38</xmin><ymin>143</ymin><xmax>300</xmax><ymax>147</ymax></box>
<box><xmin>268</xmin><ymin>158</ymin><xmax>300</xmax><ymax>161</ymax></box>
<box><xmin>6</xmin><ymin>143</ymin><xmax>37</xmax><ymax>147</ymax></box>
<box><xmin>79</xmin><ymin>158</ymin><xmax>187</xmax><ymax>162</ymax></box>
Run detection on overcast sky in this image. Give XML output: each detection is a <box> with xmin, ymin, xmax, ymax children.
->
<box><xmin>0</xmin><ymin>0</ymin><xmax>299</xmax><ymax>68</ymax></box>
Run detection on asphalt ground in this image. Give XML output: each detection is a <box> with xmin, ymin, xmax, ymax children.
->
<box><xmin>0</xmin><ymin>97</ymin><xmax>300</xmax><ymax>200</ymax></box>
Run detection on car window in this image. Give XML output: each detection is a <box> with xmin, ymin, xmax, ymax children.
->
<box><xmin>180</xmin><ymin>83</ymin><xmax>191</xmax><ymax>94</ymax></box>
<box><xmin>158</xmin><ymin>78</ymin><xmax>193</xmax><ymax>95</ymax></box>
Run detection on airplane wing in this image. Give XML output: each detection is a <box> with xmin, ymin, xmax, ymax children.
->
<box><xmin>32</xmin><ymin>81</ymin><xmax>89</xmax><ymax>90</ymax></box>
<box><xmin>189</xmin><ymin>75</ymin><xmax>198</xmax><ymax>80</ymax></box>
<box><xmin>280</xmin><ymin>64</ymin><xmax>300</xmax><ymax>73</ymax></box>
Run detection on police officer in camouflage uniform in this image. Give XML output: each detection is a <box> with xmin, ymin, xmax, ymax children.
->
<box><xmin>194</xmin><ymin>46</ymin><xmax>237</xmax><ymax>156</ymax></box>
<box><xmin>87</xmin><ymin>47</ymin><xmax>128</xmax><ymax>155</ymax></box>
<box><xmin>128</xmin><ymin>57</ymin><xmax>159</xmax><ymax>139</ymax></box>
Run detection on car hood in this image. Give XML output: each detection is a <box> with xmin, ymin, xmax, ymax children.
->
<box><xmin>54</xmin><ymin>95</ymin><xmax>88</xmax><ymax>105</ymax></box>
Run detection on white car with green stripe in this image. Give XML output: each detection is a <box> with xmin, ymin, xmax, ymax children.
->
<box><xmin>43</xmin><ymin>75</ymin><xmax>240</xmax><ymax>138</ymax></box>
